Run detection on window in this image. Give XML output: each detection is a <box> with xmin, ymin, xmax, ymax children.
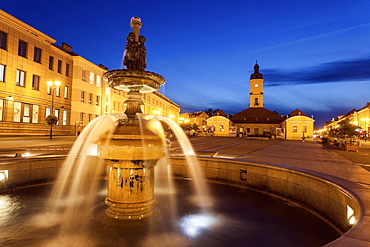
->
<box><xmin>62</xmin><ymin>110</ymin><xmax>67</xmax><ymax>125</ymax></box>
<box><xmin>292</xmin><ymin>126</ymin><xmax>298</xmax><ymax>133</ymax></box>
<box><xmin>32</xmin><ymin>75</ymin><xmax>40</xmax><ymax>90</ymax></box>
<box><xmin>82</xmin><ymin>70</ymin><xmax>86</xmax><ymax>81</ymax></box>
<box><xmin>55</xmin><ymin>86</ymin><xmax>60</xmax><ymax>97</ymax></box>
<box><xmin>0</xmin><ymin>31</ymin><xmax>7</xmax><ymax>50</ymax></box>
<box><xmin>65</xmin><ymin>63</ymin><xmax>70</xmax><ymax>76</ymax></box>
<box><xmin>0</xmin><ymin>99</ymin><xmax>3</xmax><ymax>121</ymax></box>
<box><xmin>34</xmin><ymin>47</ymin><xmax>42</xmax><ymax>63</ymax></box>
<box><xmin>89</xmin><ymin>72</ymin><xmax>94</xmax><ymax>84</ymax></box>
<box><xmin>89</xmin><ymin>93</ymin><xmax>93</xmax><ymax>104</ymax></box>
<box><xmin>64</xmin><ymin>86</ymin><xmax>69</xmax><ymax>99</ymax></box>
<box><xmin>96</xmin><ymin>95</ymin><xmax>100</xmax><ymax>106</ymax></box>
<box><xmin>57</xmin><ymin>60</ymin><xmax>62</xmax><ymax>73</ymax></box>
<box><xmin>18</xmin><ymin>40</ymin><xmax>27</xmax><ymax>57</ymax></box>
<box><xmin>16</xmin><ymin>70</ymin><xmax>26</xmax><ymax>87</ymax></box>
<box><xmin>46</xmin><ymin>107</ymin><xmax>51</xmax><ymax>117</ymax></box>
<box><xmin>96</xmin><ymin>75</ymin><xmax>101</xmax><ymax>87</ymax></box>
<box><xmin>303</xmin><ymin>126</ymin><xmax>308</xmax><ymax>133</ymax></box>
<box><xmin>254</xmin><ymin>98</ymin><xmax>259</xmax><ymax>106</ymax></box>
<box><xmin>81</xmin><ymin>91</ymin><xmax>85</xmax><ymax>103</ymax></box>
<box><xmin>0</xmin><ymin>64</ymin><xmax>5</xmax><ymax>82</ymax></box>
<box><xmin>88</xmin><ymin>114</ymin><xmax>93</xmax><ymax>122</ymax></box>
<box><xmin>13</xmin><ymin>102</ymin><xmax>21</xmax><ymax>122</ymax></box>
<box><xmin>32</xmin><ymin>105</ymin><xmax>39</xmax><ymax>123</ymax></box>
<box><xmin>23</xmin><ymin>104</ymin><xmax>31</xmax><ymax>123</ymax></box>
<box><xmin>49</xmin><ymin>56</ymin><xmax>54</xmax><ymax>70</ymax></box>
<box><xmin>80</xmin><ymin>112</ymin><xmax>85</xmax><ymax>123</ymax></box>
<box><xmin>55</xmin><ymin>109</ymin><xmax>60</xmax><ymax>125</ymax></box>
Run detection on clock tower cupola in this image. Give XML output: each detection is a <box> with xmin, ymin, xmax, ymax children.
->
<box><xmin>249</xmin><ymin>61</ymin><xmax>264</xmax><ymax>108</ymax></box>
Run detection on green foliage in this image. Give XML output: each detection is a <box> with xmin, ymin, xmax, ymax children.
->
<box><xmin>46</xmin><ymin>115</ymin><xmax>58</xmax><ymax>126</ymax></box>
<box><xmin>180</xmin><ymin>123</ymin><xmax>199</xmax><ymax>131</ymax></box>
<box><xmin>326</xmin><ymin>118</ymin><xmax>359</xmax><ymax>139</ymax></box>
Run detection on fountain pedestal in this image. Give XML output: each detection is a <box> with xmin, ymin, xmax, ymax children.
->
<box><xmin>99</xmin><ymin>123</ymin><xmax>166</xmax><ymax>219</ymax></box>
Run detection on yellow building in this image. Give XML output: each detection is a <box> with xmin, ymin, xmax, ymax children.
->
<box><xmin>0</xmin><ymin>10</ymin><xmax>180</xmax><ymax>136</ymax></box>
<box><xmin>0</xmin><ymin>10</ymin><xmax>72</xmax><ymax>135</ymax></box>
<box><xmin>281</xmin><ymin>109</ymin><xmax>315</xmax><ymax>140</ymax></box>
<box><xmin>206</xmin><ymin>115</ymin><xmax>231</xmax><ymax>136</ymax></box>
<box><xmin>324</xmin><ymin>103</ymin><xmax>370</xmax><ymax>138</ymax></box>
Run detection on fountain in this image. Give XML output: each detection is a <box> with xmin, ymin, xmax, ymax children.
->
<box><xmin>0</xmin><ymin>17</ymin><xmax>342</xmax><ymax>247</ymax></box>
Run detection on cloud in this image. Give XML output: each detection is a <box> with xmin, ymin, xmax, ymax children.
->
<box><xmin>248</xmin><ymin>23</ymin><xmax>370</xmax><ymax>54</ymax></box>
<box><xmin>264</xmin><ymin>56</ymin><xmax>370</xmax><ymax>86</ymax></box>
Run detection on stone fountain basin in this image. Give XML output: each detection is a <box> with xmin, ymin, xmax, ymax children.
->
<box><xmin>0</xmin><ymin>155</ymin><xmax>368</xmax><ymax>246</ymax></box>
<box><xmin>103</xmin><ymin>69</ymin><xmax>165</xmax><ymax>93</ymax></box>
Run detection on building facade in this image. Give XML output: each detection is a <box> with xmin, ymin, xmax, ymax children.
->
<box><xmin>324</xmin><ymin>103</ymin><xmax>370</xmax><ymax>138</ymax></box>
<box><xmin>0</xmin><ymin>10</ymin><xmax>180</xmax><ymax>136</ymax></box>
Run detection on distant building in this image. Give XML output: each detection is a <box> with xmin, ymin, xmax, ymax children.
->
<box><xmin>0</xmin><ymin>10</ymin><xmax>179</xmax><ymax>136</ymax></box>
<box><xmin>324</xmin><ymin>102</ymin><xmax>370</xmax><ymax>138</ymax></box>
<box><xmin>207</xmin><ymin>62</ymin><xmax>315</xmax><ymax>139</ymax></box>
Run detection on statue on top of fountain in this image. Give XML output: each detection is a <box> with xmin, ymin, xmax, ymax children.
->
<box><xmin>123</xmin><ymin>32</ymin><xmax>147</xmax><ymax>71</ymax></box>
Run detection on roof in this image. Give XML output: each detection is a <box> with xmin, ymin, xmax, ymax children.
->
<box><xmin>288</xmin><ymin>109</ymin><xmax>309</xmax><ymax>118</ymax></box>
<box><xmin>212</xmin><ymin>109</ymin><xmax>228</xmax><ymax>117</ymax></box>
<box><xmin>231</xmin><ymin>107</ymin><xmax>284</xmax><ymax>123</ymax></box>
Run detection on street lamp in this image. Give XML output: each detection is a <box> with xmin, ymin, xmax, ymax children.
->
<box><xmin>47</xmin><ymin>80</ymin><xmax>61</xmax><ymax>139</ymax></box>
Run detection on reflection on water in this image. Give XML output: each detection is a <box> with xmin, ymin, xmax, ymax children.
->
<box><xmin>0</xmin><ymin>194</ymin><xmax>21</xmax><ymax>228</ymax></box>
<box><xmin>0</xmin><ymin>180</ymin><xmax>340</xmax><ymax>247</ymax></box>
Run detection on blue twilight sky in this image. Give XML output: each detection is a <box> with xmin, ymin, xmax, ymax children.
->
<box><xmin>2</xmin><ymin>0</ymin><xmax>370</xmax><ymax>128</ymax></box>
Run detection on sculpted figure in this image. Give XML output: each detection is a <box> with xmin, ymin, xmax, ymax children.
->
<box><xmin>123</xmin><ymin>32</ymin><xmax>147</xmax><ymax>71</ymax></box>
<box><xmin>123</xmin><ymin>32</ymin><xmax>137</xmax><ymax>69</ymax></box>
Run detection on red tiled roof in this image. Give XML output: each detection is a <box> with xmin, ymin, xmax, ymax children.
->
<box><xmin>231</xmin><ymin>107</ymin><xmax>285</xmax><ymax>123</ymax></box>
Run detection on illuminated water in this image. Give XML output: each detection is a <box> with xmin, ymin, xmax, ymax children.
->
<box><xmin>0</xmin><ymin>180</ymin><xmax>340</xmax><ymax>247</ymax></box>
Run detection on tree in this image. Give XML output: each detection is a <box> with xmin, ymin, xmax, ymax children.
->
<box><xmin>326</xmin><ymin>118</ymin><xmax>359</xmax><ymax>140</ymax></box>
<box><xmin>179</xmin><ymin>123</ymin><xmax>199</xmax><ymax>136</ymax></box>
<box><xmin>46</xmin><ymin>115</ymin><xmax>58</xmax><ymax>139</ymax></box>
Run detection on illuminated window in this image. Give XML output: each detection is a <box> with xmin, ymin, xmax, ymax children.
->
<box><xmin>81</xmin><ymin>91</ymin><xmax>85</xmax><ymax>103</ymax></box>
<box><xmin>0</xmin><ymin>64</ymin><xmax>5</xmax><ymax>82</ymax></box>
<box><xmin>57</xmin><ymin>60</ymin><xmax>62</xmax><ymax>73</ymax></box>
<box><xmin>55</xmin><ymin>85</ymin><xmax>60</xmax><ymax>97</ymax></box>
<box><xmin>293</xmin><ymin>126</ymin><xmax>298</xmax><ymax>133</ymax></box>
<box><xmin>0</xmin><ymin>99</ymin><xmax>3</xmax><ymax>121</ymax></box>
<box><xmin>89</xmin><ymin>72</ymin><xmax>94</xmax><ymax>84</ymax></box>
<box><xmin>96</xmin><ymin>75</ymin><xmax>101</xmax><ymax>87</ymax></box>
<box><xmin>220</xmin><ymin>125</ymin><xmax>224</xmax><ymax>131</ymax></box>
<box><xmin>64</xmin><ymin>86</ymin><xmax>69</xmax><ymax>99</ymax></box>
<box><xmin>32</xmin><ymin>75</ymin><xmax>40</xmax><ymax>90</ymax></box>
<box><xmin>62</xmin><ymin>110</ymin><xmax>67</xmax><ymax>125</ymax></box>
<box><xmin>18</xmin><ymin>40</ymin><xmax>27</xmax><ymax>57</ymax></box>
<box><xmin>16</xmin><ymin>70</ymin><xmax>26</xmax><ymax>87</ymax></box>
<box><xmin>55</xmin><ymin>109</ymin><xmax>60</xmax><ymax>125</ymax></box>
<box><xmin>34</xmin><ymin>47</ymin><xmax>42</xmax><ymax>63</ymax></box>
<box><xmin>46</xmin><ymin>107</ymin><xmax>51</xmax><ymax>117</ymax></box>
<box><xmin>49</xmin><ymin>56</ymin><xmax>54</xmax><ymax>70</ymax></box>
<box><xmin>23</xmin><ymin>104</ymin><xmax>30</xmax><ymax>123</ymax></box>
<box><xmin>0</xmin><ymin>31</ymin><xmax>7</xmax><ymax>50</ymax></box>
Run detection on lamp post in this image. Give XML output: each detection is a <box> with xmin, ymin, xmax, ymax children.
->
<box><xmin>47</xmin><ymin>81</ymin><xmax>61</xmax><ymax>139</ymax></box>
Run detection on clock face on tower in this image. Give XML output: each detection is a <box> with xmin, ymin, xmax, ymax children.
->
<box><xmin>254</xmin><ymin>83</ymin><xmax>258</xmax><ymax>87</ymax></box>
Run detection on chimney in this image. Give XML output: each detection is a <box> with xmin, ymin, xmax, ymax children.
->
<box><xmin>62</xmin><ymin>42</ymin><xmax>72</xmax><ymax>52</ymax></box>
